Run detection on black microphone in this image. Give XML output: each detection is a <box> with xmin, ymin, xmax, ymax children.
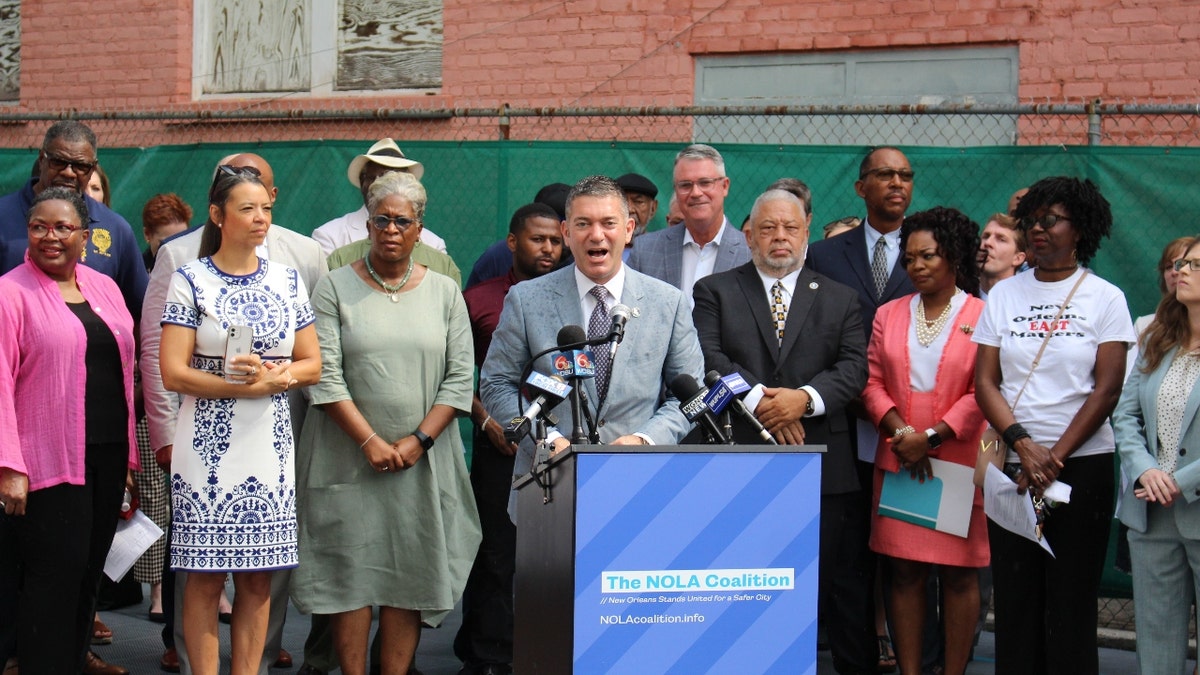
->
<box><xmin>504</xmin><ymin>371</ymin><xmax>572</xmax><ymax>443</ymax></box>
<box><xmin>703</xmin><ymin>370</ymin><xmax>776</xmax><ymax>445</ymax></box>
<box><xmin>606</xmin><ymin>304</ymin><xmax>631</xmax><ymax>358</ymax></box>
<box><xmin>669</xmin><ymin>373</ymin><xmax>729</xmax><ymax>444</ymax></box>
<box><xmin>555</xmin><ymin>325</ymin><xmax>595</xmax><ymax>443</ymax></box>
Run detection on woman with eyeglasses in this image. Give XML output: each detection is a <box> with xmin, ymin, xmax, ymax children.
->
<box><xmin>292</xmin><ymin>170</ymin><xmax>479</xmax><ymax>674</ymax></box>
<box><xmin>1115</xmin><ymin>236</ymin><xmax>1200</xmax><ymax>675</ymax></box>
<box><xmin>972</xmin><ymin>176</ymin><xmax>1135</xmax><ymax>674</ymax></box>
<box><xmin>0</xmin><ymin>187</ymin><xmax>138</xmax><ymax>673</ymax></box>
<box><xmin>158</xmin><ymin>166</ymin><xmax>320</xmax><ymax>675</ymax></box>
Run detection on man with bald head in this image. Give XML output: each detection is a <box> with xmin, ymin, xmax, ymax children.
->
<box><xmin>141</xmin><ymin>152</ymin><xmax>325</xmax><ymax>674</ymax></box>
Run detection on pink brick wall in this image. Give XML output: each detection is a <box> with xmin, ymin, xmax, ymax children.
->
<box><xmin>6</xmin><ymin>0</ymin><xmax>1197</xmax><ymax>145</ymax></box>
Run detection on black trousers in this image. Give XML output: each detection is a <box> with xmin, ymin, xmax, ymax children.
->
<box><xmin>820</xmin><ymin>489</ymin><xmax>877</xmax><ymax>675</ymax></box>
<box><xmin>453</xmin><ymin>428</ymin><xmax>517</xmax><ymax>669</ymax></box>
<box><xmin>0</xmin><ymin>441</ymin><xmax>127</xmax><ymax>674</ymax></box>
<box><xmin>988</xmin><ymin>453</ymin><xmax>1114</xmax><ymax>675</ymax></box>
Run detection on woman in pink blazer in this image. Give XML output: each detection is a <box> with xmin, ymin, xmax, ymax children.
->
<box><xmin>862</xmin><ymin>207</ymin><xmax>988</xmax><ymax>675</ymax></box>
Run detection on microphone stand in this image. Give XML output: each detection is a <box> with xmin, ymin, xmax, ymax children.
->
<box><xmin>568</xmin><ymin>384</ymin><xmax>588</xmax><ymax>445</ymax></box>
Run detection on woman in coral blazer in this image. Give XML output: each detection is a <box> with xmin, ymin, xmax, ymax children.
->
<box><xmin>861</xmin><ymin>207</ymin><xmax>988</xmax><ymax>675</ymax></box>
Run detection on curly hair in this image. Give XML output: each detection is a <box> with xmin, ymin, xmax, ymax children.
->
<box><xmin>30</xmin><ymin>186</ymin><xmax>89</xmax><ymax>228</ymax></box>
<box><xmin>900</xmin><ymin>206</ymin><xmax>982</xmax><ymax>297</ymax></box>
<box><xmin>1012</xmin><ymin>176</ymin><xmax>1112</xmax><ymax>265</ymax></box>
<box><xmin>1140</xmin><ymin>235</ymin><xmax>1200</xmax><ymax>372</ymax></box>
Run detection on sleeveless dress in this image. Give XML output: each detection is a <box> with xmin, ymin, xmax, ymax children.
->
<box><xmin>161</xmin><ymin>257</ymin><xmax>314</xmax><ymax>572</ymax></box>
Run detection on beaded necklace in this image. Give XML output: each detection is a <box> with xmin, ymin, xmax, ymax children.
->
<box><xmin>915</xmin><ymin>288</ymin><xmax>960</xmax><ymax>347</ymax></box>
<box><xmin>364</xmin><ymin>255</ymin><xmax>414</xmax><ymax>302</ymax></box>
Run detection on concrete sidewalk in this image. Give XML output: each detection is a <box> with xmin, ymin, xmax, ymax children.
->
<box><xmin>87</xmin><ymin>589</ymin><xmax>1146</xmax><ymax>674</ymax></box>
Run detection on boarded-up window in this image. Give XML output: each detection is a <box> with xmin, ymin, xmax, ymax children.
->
<box><xmin>337</xmin><ymin>0</ymin><xmax>442</xmax><ymax>91</ymax></box>
<box><xmin>0</xmin><ymin>0</ymin><xmax>19</xmax><ymax>102</ymax></box>
<box><xmin>196</xmin><ymin>0</ymin><xmax>442</xmax><ymax>97</ymax></box>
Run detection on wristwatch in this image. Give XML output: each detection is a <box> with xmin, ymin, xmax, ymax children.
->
<box><xmin>924</xmin><ymin>428</ymin><xmax>943</xmax><ymax>449</ymax></box>
<box><xmin>413</xmin><ymin>430</ymin><xmax>435</xmax><ymax>451</ymax></box>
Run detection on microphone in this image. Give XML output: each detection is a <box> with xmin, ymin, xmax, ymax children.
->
<box><xmin>503</xmin><ymin>371</ymin><xmax>572</xmax><ymax>443</ymax></box>
<box><xmin>669</xmin><ymin>373</ymin><xmax>729</xmax><ymax>444</ymax></box>
<box><xmin>553</xmin><ymin>325</ymin><xmax>596</xmax><ymax>380</ymax></box>
<box><xmin>703</xmin><ymin>370</ymin><xmax>776</xmax><ymax>445</ymax></box>
<box><xmin>606</xmin><ymin>304</ymin><xmax>632</xmax><ymax>359</ymax></box>
<box><xmin>554</xmin><ymin>325</ymin><xmax>597</xmax><ymax>443</ymax></box>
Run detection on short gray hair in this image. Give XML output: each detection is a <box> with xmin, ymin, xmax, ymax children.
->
<box><xmin>367</xmin><ymin>171</ymin><xmax>427</xmax><ymax>220</ymax></box>
<box><xmin>748</xmin><ymin>189</ymin><xmax>806</xmax><ymax>225</ymax></box>
<box><xmin>674</xmin><ymin>144</ymin><xmax>725</xmax><ymax>176</ymax></box>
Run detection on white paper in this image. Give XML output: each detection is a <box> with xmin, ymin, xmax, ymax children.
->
<box><xmin>982</xmin><ymin>463</ymin><xmax>1054</xmax><ymax>557</ymax></box>
<box><xmin>103</xmin><ymin>510</ymin><xmax>165</xmax><ymax>581</ymax></box>
<box><xmin>1043</xmin><ymin>480</ymin><xmax>1072</xmax><ymax>504</ymax></box>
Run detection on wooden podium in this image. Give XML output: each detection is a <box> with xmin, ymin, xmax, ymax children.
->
<box><xmin>513</xmin><ymin>444</ymin><xmax>823</xmax><ymax>674</ymax></box>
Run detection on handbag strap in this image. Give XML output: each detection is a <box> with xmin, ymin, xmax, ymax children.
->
<box><xmin>1010</xmin><ymin>269</ymin><xmax>1089</xmax><ymax>411</ymax></box>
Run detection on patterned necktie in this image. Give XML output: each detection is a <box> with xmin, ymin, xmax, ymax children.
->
<box><xmin>587</xmin><ymin>285</ymin><xmax>612</xmax><ymax>398</ymax></box>
<box><xmin>871</xmin><ymin>235</ymin><xmax>889</xmax><ymax>299</ymax></box>
<box><xmin>770</xmin><ymin>281</ymin><xmax>788</xmax><ymax>346</ymax></box>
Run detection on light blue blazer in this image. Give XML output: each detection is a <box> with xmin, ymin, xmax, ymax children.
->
<box><xmin>479</xmin><ymin>265</ymin><xmax>705</xmax><ymax>520</ymax></box>
<box><xmin>1114</xmin><ymin>347</ymin><xmax>1200</xmax><ymax>536</ymax></box>
<box><xmin>626</xmin><ymin>220</ymin><xmax>750</xmax><ymax>289</ymax></box>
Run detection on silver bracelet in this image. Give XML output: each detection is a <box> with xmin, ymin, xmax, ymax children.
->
<box><xmin>479</xmin><ymin>414</ymin><xmax>492</xmax><ymax>429</ymax></box>
<box><xmin>892</xmin><ymin>425</ymin><xmax>916</xmax><ymax>440</ymax></box>
<box><xmin>359</xmin><ymin>432</ymin><xmax>378</xmax><ymax>449</ymax></box>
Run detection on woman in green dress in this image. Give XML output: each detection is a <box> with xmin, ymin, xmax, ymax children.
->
<box><xmin>292</xmin><ymin>171</ymin><xmax>480</xmax><ymax>675</ymax></box>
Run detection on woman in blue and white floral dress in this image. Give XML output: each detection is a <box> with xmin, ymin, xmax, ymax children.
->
<box><xmin>159</xmin><ymin>166</ymin><xmax>320</xmax><ymax>675</ymax></box>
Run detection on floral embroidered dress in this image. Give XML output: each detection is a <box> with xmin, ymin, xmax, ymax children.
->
<box><xmin>161</xmin><ymin>257</ymin><xmax>314</xmax><ymax>571</ymax></box>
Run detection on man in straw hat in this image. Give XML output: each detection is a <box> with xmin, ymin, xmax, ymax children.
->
<box><xmin>312</xmin><ymin>138</ymin><xmax>447</xmax><ymax>255</ymax></box>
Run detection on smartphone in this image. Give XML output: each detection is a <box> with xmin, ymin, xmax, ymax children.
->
<box><xmin>223</xmin><ymin>324</ymin><xmax>254</xmax><ymax>382</ymax></box>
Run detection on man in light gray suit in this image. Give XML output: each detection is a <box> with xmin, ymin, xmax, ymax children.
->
<box><xmin>480</xmin><ymin>175</ymin><xmax>704</xmax><ymax>521</ymax></box>
<box><xmin>140</xmin><ymin>153</ymin><xmax>326</xmax><ymax>674</ymax></box>
<box><xmin>626</xmin><ymin>144</ymin><xmax>750</xmax><ymax>302</ymax></box>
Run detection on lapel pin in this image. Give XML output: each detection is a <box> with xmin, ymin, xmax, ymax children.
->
<box><xmin>809</xmin><ymin>282</ymin><xmax>818</xmax><ymax>290</ymax></box>
<box><xmin>631</xmin><ymin>307</ymin><xmax>641</xmax><ymax>318</ymax></box>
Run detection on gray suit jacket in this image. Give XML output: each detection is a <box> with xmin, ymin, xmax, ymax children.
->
<box><xmin>140</xmin><ymin>224</ymin><xmax>328</xmax><ymax>451</ymax></box>
<box><xmin>479</xmin><ymin>265</ymin><xmax>705</xmax><ymax>519</ymax></box>
<box><xmin>1114</xmin><ymin>348</ymin><xmax>1200</xmax><ymax>535</ymax></box>
<box><xmin>626</xmin><ymin>220</ymin><xmax>751</xmax><ymax>289</ymax></box>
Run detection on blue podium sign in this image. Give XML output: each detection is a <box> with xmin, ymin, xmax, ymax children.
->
<box><xmin>570</xmin><ymin>452</ymin><xmax>820</xmax><ymax>674</ymax></box>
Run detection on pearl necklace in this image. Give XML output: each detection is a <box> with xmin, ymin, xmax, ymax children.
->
<box><xmin>916</xmin><ymin>289</ymin><xmax>960</xmax><ymax>347</ymax></box>
<box><xmin>364</xmin><ymin>255</ymin><xmax>414</xmax><ymax>303</ymax></box>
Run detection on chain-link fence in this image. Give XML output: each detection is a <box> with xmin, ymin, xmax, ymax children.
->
<box><xmin>3</xmin><ymin>101</ymin><xmax>1195</xmax><ymax>639</ymax></box>
<box><xmin>0</xmin><ymin>101</ymin><xmax>1198</xmax><ymax>147</ymax></box>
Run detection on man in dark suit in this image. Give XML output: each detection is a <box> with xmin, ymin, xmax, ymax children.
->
<box><xmin>693</xmin><ymin>188</ymin><xmax>873</xmax><ymax>675</ymax></box>
<box><xmin>805</xmin><ymin>146</ymin><xmax>918</xmax><ymax>673</ymax></box>
<box><xmin>480</xmin><ymin>175</ymin><xmax>705</xmax><ymax>521</ymax></box>
<box><xmin>806</xmin><ymin>146</ymin><xmax>915</xmax><ymax>338</ymax></box>
<box><xmin>626</xmin><ymin>144</ymin><xmax>749</xmax><ymax>301</ymax></box>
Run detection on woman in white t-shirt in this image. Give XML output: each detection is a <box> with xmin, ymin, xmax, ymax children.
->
<box><xmin>972</xmin><ymin>176</ymin><xmax>1135</xmax><ymax>675</ymax></box>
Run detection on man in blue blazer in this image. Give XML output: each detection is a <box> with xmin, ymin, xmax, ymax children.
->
<box><xmin>480</xmin><ymin>175</ymin><xmax>705</xmax><ymax>521</ymax></box>
<box><xmin>626</xmin><ymin>144</ymin><xmax>749</xmax><ymax>301</ymax></box>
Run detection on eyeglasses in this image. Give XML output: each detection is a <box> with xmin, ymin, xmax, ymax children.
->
<box><xmin>674</xmin><ymin>177</ymin><xmax>725</xmax><ymax>194</ymax></box>
<box><xmin>28</xmin><ymin>221</ymin><xmax>84</xmax><ymax>239</ymax></box>
<box><xmin>43</xmin><ymin>153</ymin><xmax>97</xmax><ymax>175</ymax></box>
<box><xmin>860</xmin><ymin>167</ymin><xmax>915</xmax><ymax>182</ymax></box>
<box><xmin>369</xmin><ymin>215</ymin><xmax>417</xmax><ymax>231</ymax></box>
<box><xmin>1173</xmin><ymin>258</ymin><xmax>1200</xmax><ymax>272</ymax></box>
<box><xmin>217</xmin><ymin>164</ymin><xmax>262</xmax><ymax>178</ymax></box>
<box><xmin>1019</xmin><ymin>213</ymin><xmax>1071</xmax><ymax>230</ymax></box>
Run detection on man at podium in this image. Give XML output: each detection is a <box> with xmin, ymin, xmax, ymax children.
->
<box><xmin>692</xmin><ymin>188</ymin><xmax>875</xmax><ymax>675</ymax></box>
<box><xmin>479</xmin><ymin>175</ymin><xmax>704</xmax><ymax>522</ymax></box>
